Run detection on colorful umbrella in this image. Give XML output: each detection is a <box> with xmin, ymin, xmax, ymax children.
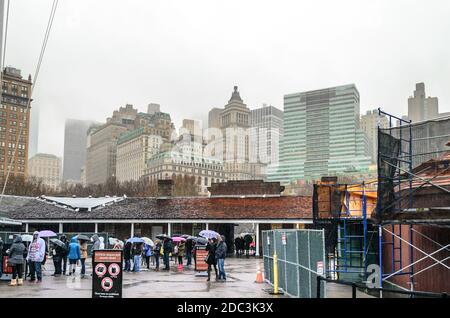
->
<box><xmin>172</xmin><ymin>236</ymin><xmax>186</xmax><ymax>243</ymax></box>
<box><xmin>126</xmin><ymin>237</ymin><xmax>145</xmax><ymax>244</ymax></box>
<box><xmin>141</xmin><ymin>237</ymin><xmax>154</xmax><ymax>246</ymax></box>
<box><xmin>199</xmin><ymin>230</ymin><xmax>219</xmax><ymax>239</ymax></box>
<box><xmin>39</xmin><ymin>230</ymin><xmax>57</xmax><ymax>238</ymax></box>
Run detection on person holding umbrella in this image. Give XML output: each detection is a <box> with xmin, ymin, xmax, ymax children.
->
<box><xmin>153</xmin><ymin>239</ymin><xmax>162</xmax><ymax>271</ymax></box>
<box><xmin>27</xmin><ymin>231</ymin><xmax>46</xmax><ymax>283</ymax></box>
<box><xmin>123</xmin><ymin>241</ymin><xmax>132</xmax><ymax>272</ymax></box>
<box><xmin>60</xmin><ymin>235</ymin><xmax>69</xmax><ymax>275</ymax></box>
<box><xmin>162</xmin><ymin>237</ymin><xmax>173</xmax><ymax>270</ymax></box>
<box><xmin>205</xmin><ymin>237</ymin><xmax>218</xmax><ymax>282</ymax></box>
<box><xmin>132</xmin><ymin>242</ymin><xmax>143</xmax><ymax>272</ymax></box>
<box><xmin>177</xmin><ymin>240</ymin><xmax>186</xmax><ymax>266</ymax></box>
<box><xmin>50</xmin><ymin>239</ymin><xmax>66</xmax><ymax>277</ymax></box>
<box><xmin>185</xmin><ymin>238</ymin><xmax>193</xmax><ymax>267</ymax></box>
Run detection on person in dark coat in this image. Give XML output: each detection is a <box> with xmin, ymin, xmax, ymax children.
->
<box><xmin>205</xmin><ymin>238</ymin><xmax>218</xmax><ymax>281</ymax></box>
<box><xmin>123</xmin><ymin>241</ymin><xmax>132</xmax><ymax>272</ymax></box>
<box><xmin>60</xmin><ymin>235</ymin><xmax>69</xmax><ymax>275</ymax></box>
<box><xmin>153</xmin><ymin>240</ymin><xmax>162</xmax><ymax>271</ymax></box>
<box><xmin>7</xmin><ymin>235</ymin><xmax>26</xmax><ymax>286</ymax></box>
<box><xmin>244</xmin><ymin>234</ymin><xmax>253</xmax><ymax>257</ymax></box>
<box><xmin>185</xmin><ymin>239</ymin><xmax>193</xmax><ymax>266</ymax></box>
<box><xmin>215</xmin><ymin>235</ymin><xmax>228</xmax><ymax>280</ymax></box>
<box><xmin>234</xmin><ymin>236</ymin><xmax>243</xmax><ymax>256</ymax></box>
<box><xmin>0</xmin><ymin>237</ymin><xmax>3</xmax><ymax>278</ymax></box>
<box><xmin>51</xmin><ymin>242</ymin><xmax>66</xmax><ymax>277</ymax></box>
<box><xmin>162</xmin><ymin>238</ymin><xmax>173</xmax><ymax>270</ymax></box>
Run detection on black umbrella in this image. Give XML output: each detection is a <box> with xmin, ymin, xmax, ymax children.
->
<box><xmin>75</xmin><ymin>234</ymin><xmax>90</xmax><ymax>241</ymax></box>
<box><xmin>50</xmin><ymin>238</ymin><xmax>65</xmax><ymax>248</ymax></box>
<box><xmin>181</xmin><ymin>234</ymin><xmax>190</xmax><ymax>239</ymax></box>
<box><xmin>194</xmin><ymin>237</ymin><xmax>208</xmax><ymax>245</ymax></box>
<box><xmin>156</xmin><ymin>234</ymin><xmax>172</xmax><ymax>240</ymax></box>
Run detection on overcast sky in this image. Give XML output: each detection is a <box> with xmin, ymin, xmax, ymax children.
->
<box><xmin>5</xmin><ymin>0</ymin><xmax>450</xmax><ymax>157</ymax></box>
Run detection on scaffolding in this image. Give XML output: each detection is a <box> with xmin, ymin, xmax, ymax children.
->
<box><xmin>376</xmin><ymin>109</ymin><xmax>450</xmax><ymax>294</ymax></box>
<box><xmin>313</xmin><ymin>181</ymin><xmax>378</xmax><ymax>282</ymax></box>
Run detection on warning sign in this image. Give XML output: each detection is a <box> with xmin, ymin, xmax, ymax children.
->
<box><xmin>281</xmin><ymin>233</ymin><xmax>286</xmax><ymax>245</ymax></box>
<box><xmin>92</xmin><ymin>249</ymin><xmax>123</xmax><ymax>298</ymax></box>
<box><xmin>194</xmin><ymin>245</ymin><xmax>208</xmax><ymax>272</ymax></box>
<box><xmin>317</xmin><ymin>261</ymin><xmax>324</xmax><ymax>276</ymax></box>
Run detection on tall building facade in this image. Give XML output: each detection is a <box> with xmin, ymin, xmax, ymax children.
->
<box><xmin>114</xmin><ymin>107</ymin><xmax>175</xmax><ymax>183</ymax></box>
<box><xmin>0</xmin><ymin>67</ymin><xmax>32</xmax><ymax>179</ymax></box>
<box><xmin>116</xmin><ymin>127</ymin><xmax>163</xmax><ymax>182</ymax></box>
<box><xmin>220</xmin><ymin>86</ymin><xmax>264</xmax><ymax>180</ymax></box>
<box><xmin>62</xmin><ymin>119</ymin><xmax>99</xmax><ymax>183</ymax></box>
<box><xmin>144</xmin><ymin>150</ymin><xmax>226</xmax><ymax>195</ymax></box>
<box><xmin>360</xmin><ymin>109</ymin><xmax>389</xmax><ymax>163</ymax></box>
<box><xmin>408</xmin><ymin>83</ymin><xmax>439</xmax><ymax>123</ymax></box>
<box><xmin>250</xmin><ymin>104</ymin><xmax>283</xmax><ymax>167</ymax></box>
<box><xmin>208</xmin><ymin>108</ymin><xmax>222</xmax><ymax>129</ymax></box>
<box><xmin>28</xmin><ymin>153</ymin><xmax>62</xmax><ymax>190</ymax></box>
<box><xmin>85</xmin><ymin>104</ymin><xmax>138</xmax><ymax>185</ymax></box>
<box><xmin>268</xmin><ymin>84</ymin><xmax>371</xmax><ymax>184</ymax></box>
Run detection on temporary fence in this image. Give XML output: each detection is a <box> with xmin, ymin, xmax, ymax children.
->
<box><xmin>262</xmin><ymin>229</ymin><xmax>326</xmax><ymax>298</ymax></box>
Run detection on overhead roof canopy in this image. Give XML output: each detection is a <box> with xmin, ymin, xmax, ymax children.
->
<box><xmin>40</xmin><ymin>196</ymin><xmax>124</xmax><ymax>210</ymax></box>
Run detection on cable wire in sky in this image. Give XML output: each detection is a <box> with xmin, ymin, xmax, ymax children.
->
<box><xmin>0</xmin><ymin>0</ymin><xmax>59</xmax><ymax>203</ymax></box>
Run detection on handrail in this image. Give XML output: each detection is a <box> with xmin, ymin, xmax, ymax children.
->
<box><xmin>316</xmin><ymin>275</ymin><xmax>448</xmax><ymax>298</ymax></box>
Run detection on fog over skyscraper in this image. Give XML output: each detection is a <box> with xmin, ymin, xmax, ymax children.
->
<box><xmin>62</xmin><ymin>119</ymin><xmax>99</xmax><ymax>182</ymax></box>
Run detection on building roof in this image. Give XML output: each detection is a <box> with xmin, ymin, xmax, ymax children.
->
<box><xmin>228</xmin><ymin>86</ymin><xmax>243</xmax><ymax>103</ymax></box>
<box><xmin>0</xmin><ymin>195</ymin><xmax>312</xmax><ymax>221</ymax></box>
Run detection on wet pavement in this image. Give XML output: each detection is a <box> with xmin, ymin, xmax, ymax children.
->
<box><xmin>0</xmin><ymin>257</ymin><xmax>287</xmax><ymax>298</ymax></box>
<box><xmin>0</xmin><ymin>257</ymin><xmax>373</xmax><ymax>298</ymax></box>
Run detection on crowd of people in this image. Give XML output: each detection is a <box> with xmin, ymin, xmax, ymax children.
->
<box><xmin>1</xmin><ymin>232</ymin><xmax>230</xmax><ymax>286</ymax></box>
<box><xmin>121</xmin><ymin>234</ymin><xmax>227</xmax><ymax>281</ymax></box>
<box><xmin>234</xmin><ymin>234</ymin><xmax>256</xmax><ymax>256</ymax></box>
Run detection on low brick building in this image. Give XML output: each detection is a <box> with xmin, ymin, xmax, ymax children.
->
<box><xmin>0</xmin><ymin>180</ymin><xmax>313</xmax><ymax>255</ymax></box>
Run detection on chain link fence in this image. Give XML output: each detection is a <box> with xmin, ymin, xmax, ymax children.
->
<box><xmin>262</xmin><ymin>229</ymin><xmax>326</xmax><ymax>298</ymax></box>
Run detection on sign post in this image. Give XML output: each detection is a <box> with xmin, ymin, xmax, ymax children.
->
<box><xmin>194</xmin><ymin>245</ymin><xmax>208</xmax><ymax>277</ymax></box>
<box><xmin>92</xmin><ymin>249</ymin><xmax>123</xmax><ymax>298</ymax></box>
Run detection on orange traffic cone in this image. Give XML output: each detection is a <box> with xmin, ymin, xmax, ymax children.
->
<box><xmin>255</xmin><ymin>267</ymin><xmax>264</xmax><ymax>283</ymax></box>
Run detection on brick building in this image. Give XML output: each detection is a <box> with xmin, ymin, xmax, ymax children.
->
<box><xmin>0</xmin><ymin>67</ymin><xmax>32</xmax><ymax>179</ymax></box>
<box><xmin>0</xmin><ymin>180</ymin><xmax>313</xmax><ymax>255</ymax></box>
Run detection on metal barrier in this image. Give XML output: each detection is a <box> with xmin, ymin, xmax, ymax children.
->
<box><xmin>316</xmin><ymin>276</ymin><xmax>449</xmax><ymax>298</ymax></box>
<box><xmin>262</xmin><ymin>229</ymin><xmax>326</xmax><ymax>298</ymax></box>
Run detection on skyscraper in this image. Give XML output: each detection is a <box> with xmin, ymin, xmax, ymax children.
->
<box><xmin>268</xmin><ymin>84</ymin><xmax>371</xmax><ymax>184</ymax></box>
<box><xmin>0</xmin><ymin>67</ymin><xmax>32</xmax><ymax>179</ymax></box>
<box><xmin>63</xmin><ymin>119</ymin><xmax>99</xmax><ymax>182</ymax></box>
<box><xmin>85</xmin><ymin>104</ymin><xmax>138</xmax><ymax>185</ymax></box>
<box><xmin>208</xmin><ymin>107</ymin><xmax>222</xmax><ymax>129</ymax></box>
<box><xmin>360</xmin><ymin>109</ymin><xmax>389</xmax><ymax>163</ymax></box>
<box><xmin>408</xmin><ymin>83</ymin><xmax>439</xmax><ymax>123</ymax></box>
<box><xmin>220</xmin><ymin>86</ymin><xmax>265</xmax><ymax>180</ymax></box>
<box><xmin>250</xmin><ymin>104</ymin><xmax>283</xmax><ymax>166</ymax></box>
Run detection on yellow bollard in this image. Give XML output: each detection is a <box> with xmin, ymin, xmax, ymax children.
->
<box><xmin>273</xmin><ymin>253</ymin><xmax>279</xmax><ymax>294</ymax></box>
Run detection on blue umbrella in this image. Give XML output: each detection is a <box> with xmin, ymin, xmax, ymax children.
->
<box><xmin>127</xmin><ymin>237</ymin><xmax>145</xmax><ymax>244</ymax></box>
<box><xmin>199</xmin><ymin>230</ymin><xmax>220</xmax><ymax>239</ymax></box>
